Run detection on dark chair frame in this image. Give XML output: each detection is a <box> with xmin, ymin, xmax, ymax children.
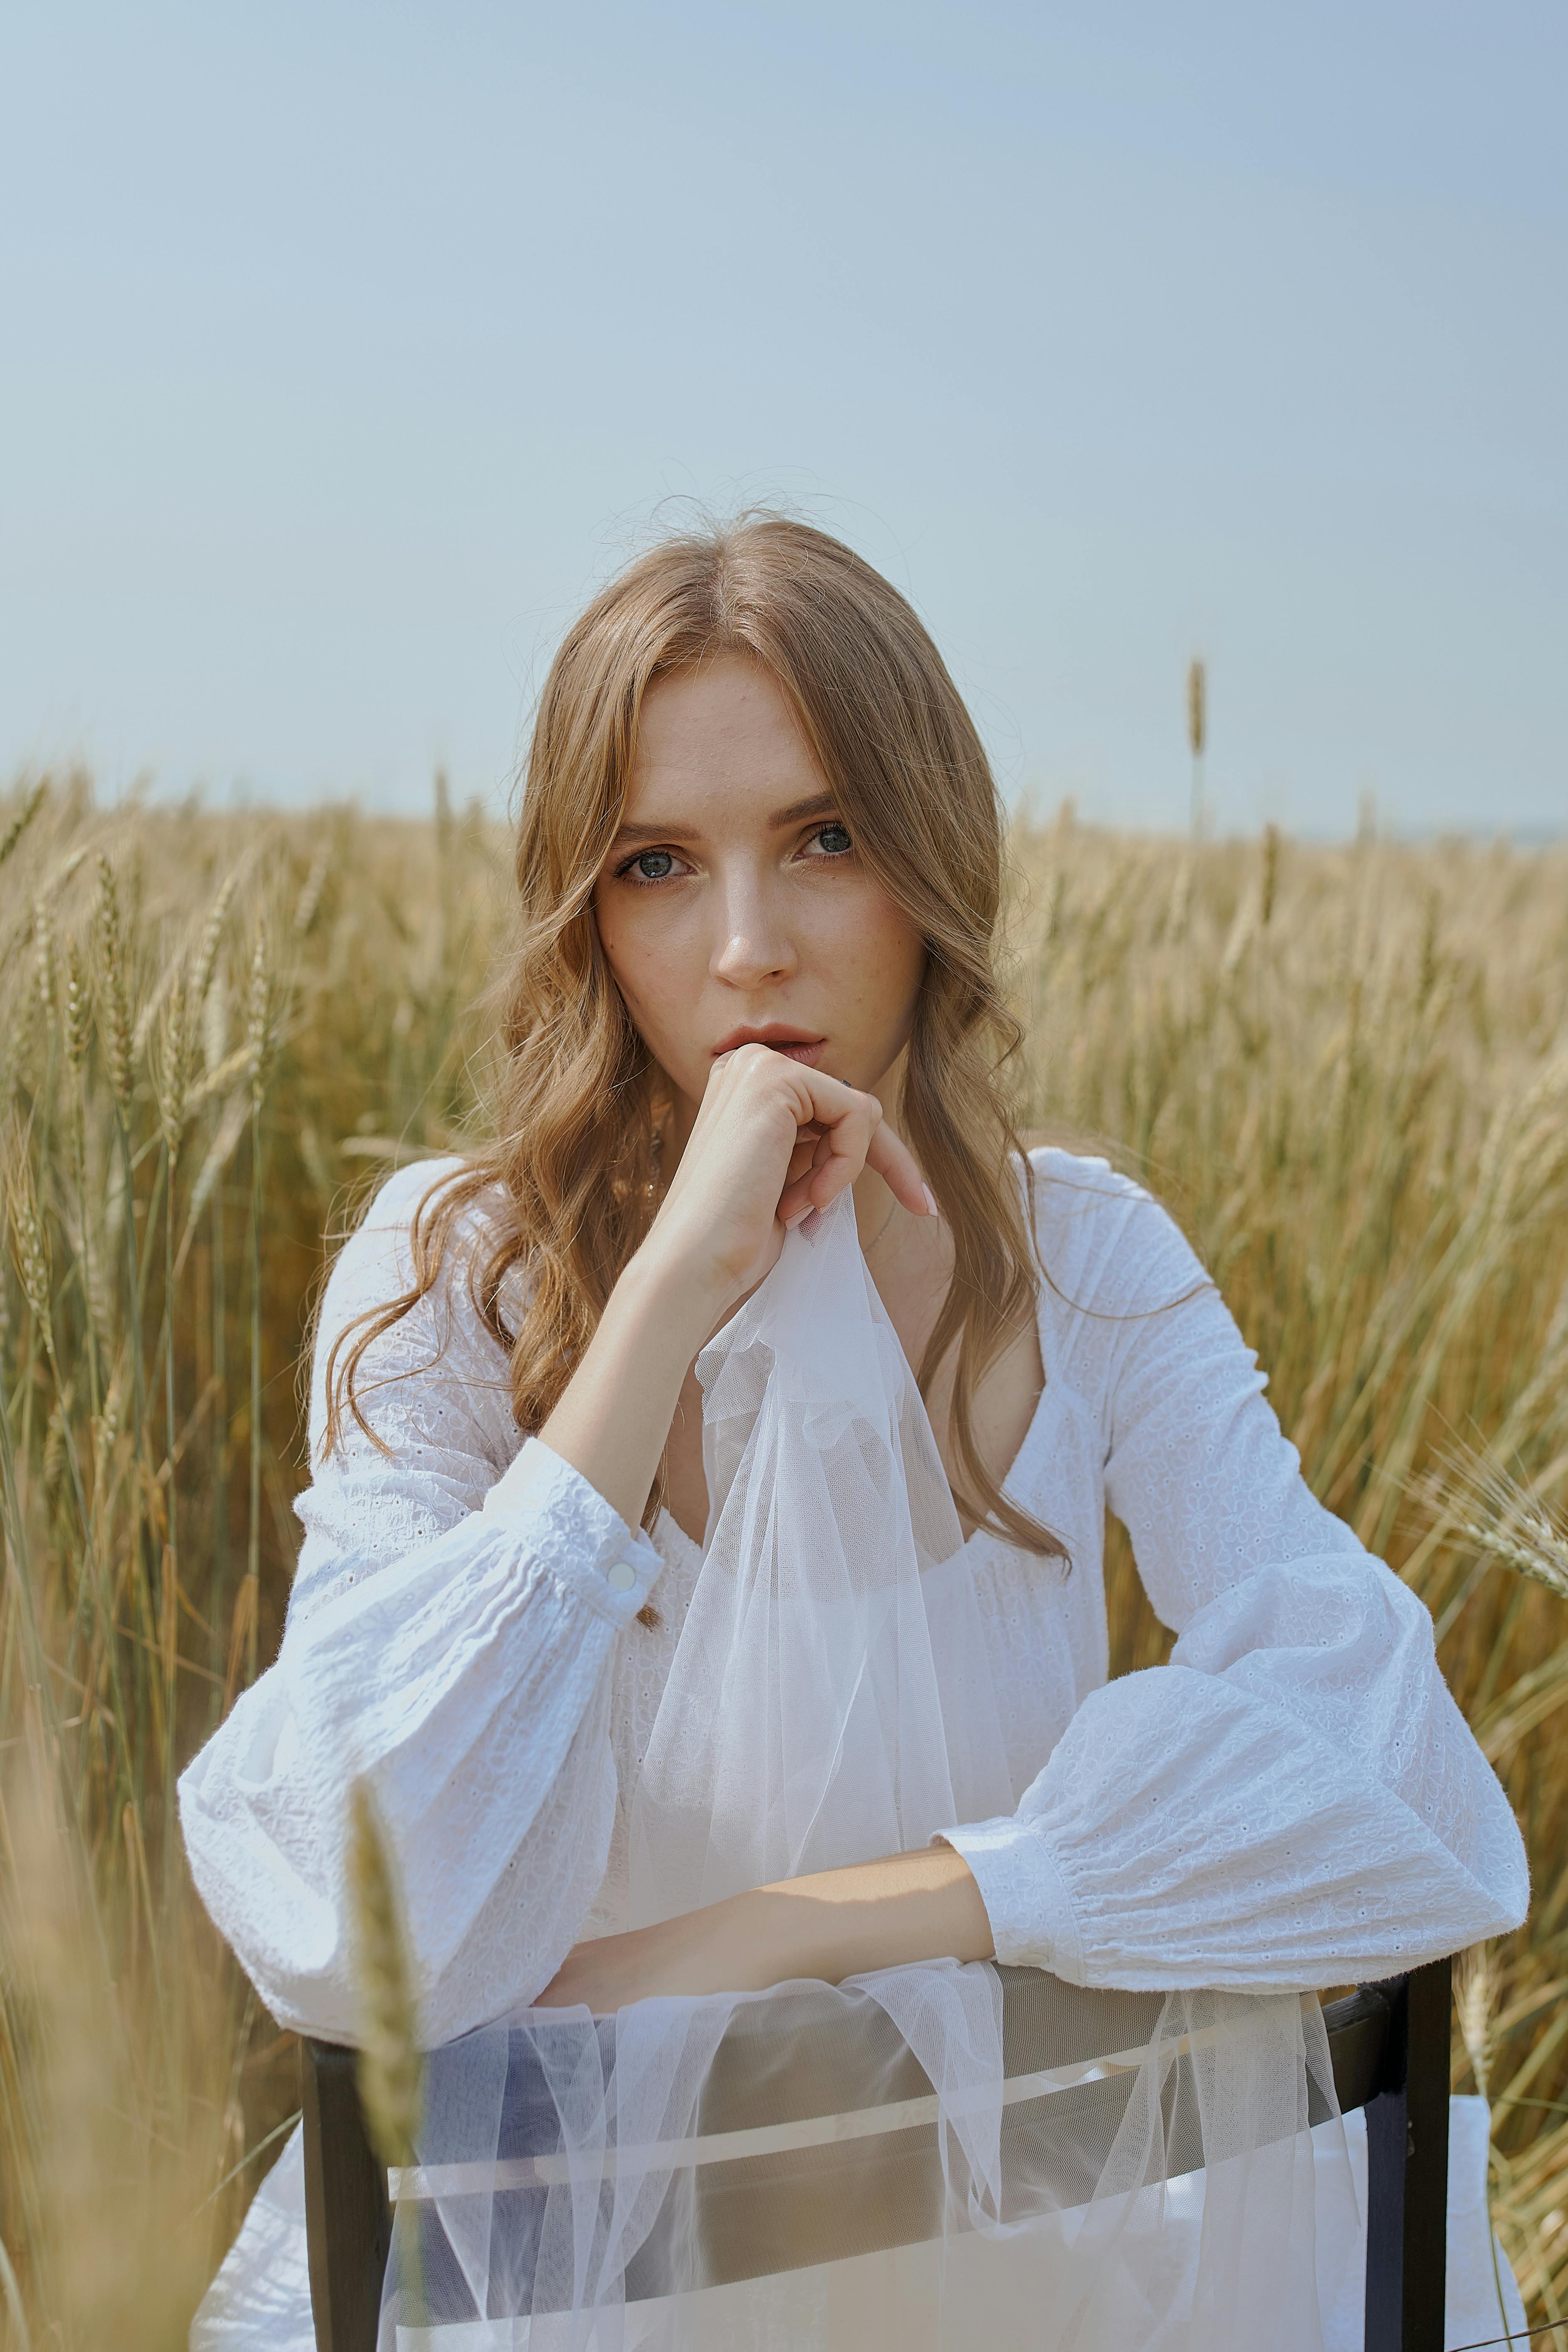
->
<box><xmin>300</xmin><ymin>1956</ymin><xmax>1454</xmax><ymax>2352</ymax></box>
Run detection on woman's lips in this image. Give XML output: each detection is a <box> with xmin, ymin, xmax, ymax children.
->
<box><xmin>713</xmin><ymin>1031</ymin><xmax>826</xmax><ymax>1067</ymax></box>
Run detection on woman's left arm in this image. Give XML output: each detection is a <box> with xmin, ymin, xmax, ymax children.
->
<box><xmin>941</xmin><ymin>1177</ymin><xmax>1529</xmax><ymax>1990</ymax></box>
<box><xmin>536</xmin><ymin>1841</ymin><xmax>992</xmax><ymax>2008</ymax></box>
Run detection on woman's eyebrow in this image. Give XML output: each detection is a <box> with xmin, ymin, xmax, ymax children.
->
<box><xmin>770</xmin><ymin>791</ymin><xmax>838</xmax><ymax>825</ymax></box>
<box><xmin>610</xmin><ymin>815</ymin><xmax>692</xmax><ymax>846</ymax></box>
<box><xmin>610</xmin><ymin>791</ymin><xmax>837</xmax><ymax>848</ymax></box>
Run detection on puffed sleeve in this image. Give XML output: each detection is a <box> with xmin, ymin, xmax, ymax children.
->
<box><xmin>943</xmin><ymin>1163</ymin><xmax>1528</xmax><ymax>1990</ymax></box>
<box><xmin>178</xmin><ymin>1159</ymin><xmax>664</xmax><ymax>2046</ymax></box>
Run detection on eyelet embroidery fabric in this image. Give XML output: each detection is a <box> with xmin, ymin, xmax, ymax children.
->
<box><xmin>179</xmin><ymin>1149</ymin><xmax>1528</xmax><ymax>2349</ymax></box>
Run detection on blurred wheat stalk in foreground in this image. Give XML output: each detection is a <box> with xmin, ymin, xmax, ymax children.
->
<box><xmin>0</xmin><ymin>776</ymin><xmax>1565</xmax><ymax>2344</ymax></box>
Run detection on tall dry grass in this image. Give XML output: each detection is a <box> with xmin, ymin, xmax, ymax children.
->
<box><xmin>0</xmin><ymin>776</ymin><xmax>1564</xmax><ymax>2344</ymax></box>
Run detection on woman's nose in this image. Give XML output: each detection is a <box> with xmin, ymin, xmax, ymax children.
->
<box><xmin>709</xmin><ymin>877</ymin><xmax>798</xmax><ymax>989</ymax></box>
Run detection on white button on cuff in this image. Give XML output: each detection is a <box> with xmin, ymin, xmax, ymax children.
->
<box><xmin>605</xmin><ymin>1560</ymin><xmax>638</xmax><ymax>1594</ymax></box>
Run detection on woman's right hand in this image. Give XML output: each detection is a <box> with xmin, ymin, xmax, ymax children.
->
<box><xmin>535</xmin><ymin>1046</ymin><xmax>931</xmax><ymax>1535</ymax></box>
<box><xmin>639</xmin><ymin>1044</ymin><xmax>933</xmax><ymax>1322</ymax></box>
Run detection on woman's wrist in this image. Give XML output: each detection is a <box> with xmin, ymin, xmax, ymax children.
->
<box><xmin>613</xmin><ymin>1234</ymin><xmax>733</xmax><ymax>1356</ymax></box>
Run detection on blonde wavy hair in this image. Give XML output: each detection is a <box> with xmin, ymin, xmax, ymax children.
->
<box><xmin>325</xmin><ymin>512</ymin><xmax>1064</xmax><ymax>1560</ymax></box>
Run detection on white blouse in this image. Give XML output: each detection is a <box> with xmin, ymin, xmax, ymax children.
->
<box><xmin>178</xmin><ymin>1147</ymin><xmax>1527</xmax><ymax>2051</ymax></box>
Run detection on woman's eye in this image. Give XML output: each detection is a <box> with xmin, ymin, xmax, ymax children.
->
<box><xmin>810</xmin><ymin>822</ymin><xmax>853</xmax><ymax>858</ymax></box>
<box><xmin>625</xmin><ymin>849</ymin><xmax>678</xmax><ymax>882</ymax></box>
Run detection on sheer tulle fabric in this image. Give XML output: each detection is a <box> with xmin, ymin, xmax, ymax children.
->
<box><xmin>377</xmin><ymin>1197</ymin><xmax>1356</xmax><ymax>2350</ymax></box>
<box><xmin>629</xmin><ymin>1185</ymin><xmax>1016</xmax><ymax>1913</ymax></box>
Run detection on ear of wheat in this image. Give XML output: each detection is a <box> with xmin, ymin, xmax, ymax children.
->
<box><xmin>345</xmin><ymin>1777</ymin><xmax>424</xmax><ymax>2171</ymax></box>
<box><xmin>93</xmin><ymin>855</ymin><xmax>136</xmax><ymax>1109</ymax></box>
<box><xmin>0</xmin><ymin>777</ymin><xmax>47</xmax><ymax>868</ymax></box>
<box><xmin>1186</xmin><ymin>659</ymin><xmax>1206</xmax><ymax>835</ymax></box>
<box><xmin>1418</xmin><ymin>1444</ymin><xmax>1568</xmax><ymax>1604</ymax></box>
<box><xmin>1187</xmin><ymin>659</ymin><xmax>1206</xmax><ymax>758</ymax></box>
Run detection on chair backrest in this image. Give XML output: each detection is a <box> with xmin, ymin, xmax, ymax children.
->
<box><xmin>300</xmin><ymin>1956</ymin><xmax>1452</xmax><ymax>2352</ymax></box>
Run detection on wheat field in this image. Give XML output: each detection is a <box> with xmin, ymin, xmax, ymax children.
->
<box><xmin>0</xmin><ymin>776</ymin><xmax>1564</xmax><ymax>2347</ymax></box>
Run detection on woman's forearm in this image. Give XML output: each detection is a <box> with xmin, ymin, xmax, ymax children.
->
<box><xmin>536</xmin><ymin>1249</ymin><xmax>721</xmax><ymax>1534</ymax></box>
<box><xmin>536</xmin><ymin>1845</ymin><xmax>994</xmax><ymax>2009</ymax></box>
<box><xmin>740</xmin><ymin>1844</ymin><xmax>995</xmax><ymax>1984</ymax></box>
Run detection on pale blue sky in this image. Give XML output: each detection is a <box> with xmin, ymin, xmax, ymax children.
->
<box><xmin>2</xmin><ymin>2</ymin><xmax>1563</xmax><ymax>833</ymax></box>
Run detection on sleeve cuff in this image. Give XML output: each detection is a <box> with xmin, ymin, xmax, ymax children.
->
<box><xmin>937</xmin><ymin>1815</ymin><xmax>1086</xmax><ymax>1984</ymax></box>
<box><xmin>481</xmin><ymin>1437</ymin><xmax>664</xmax><ymax>1626</ymax></box>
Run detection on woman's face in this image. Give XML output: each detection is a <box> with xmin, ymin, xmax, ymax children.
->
<box><xmin>593</xmin><ymin>655</ymin><xmax>927</xmax><ymax>1125</ymax></box>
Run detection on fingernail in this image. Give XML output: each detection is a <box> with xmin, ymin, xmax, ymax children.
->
<box><xmin>783</xmin><ymin>1207</ymin><xmax>810</xmax><ymax>1230</ymax></box>
<box><xmin>922</xmin><ymin>1185</ymin><xmax>939</xmax><ymax>1218</ymax></box>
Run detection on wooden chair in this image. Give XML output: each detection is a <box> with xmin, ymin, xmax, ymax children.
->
<box><xmin>301</xmin><ymin>1956</ymin><xmax>1454</xmax><ymax>2352</ymax></box>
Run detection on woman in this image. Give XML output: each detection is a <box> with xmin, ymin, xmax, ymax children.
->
<box><xmin>181</xmin><ymin>514</ymin><xmax>1527</xmax><ymax>2349</ymax></box>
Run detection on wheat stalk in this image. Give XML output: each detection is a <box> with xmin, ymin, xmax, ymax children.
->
<box><xmin>191</xmin><ymin>872</ymin><xmax>238</xmax><ymax>1015</ymax></box>
<box><xmin>294</xmin><ymin>841</ymin><xmax>332</xmax><ymax>937</ymax></box>
<box><xmin>1421</xmin><ymin>1445</ymin><xmax>1568</xmax><ymax>1604</ymax></box>
<box><xmin>0</xmin><ymin>778</ymin><xmax>47</xmax><ymax>870</ymax></box>
<box><xmin>61</xmin><ymin>939</ymin><xmax>89</xmax><ymax>1076</ymax></box>
<box><xmin>154</xmin><ymin>969</ymin><xmax>194</xmax><ymax>1157</ymax></box>
<box><xmin>93</xmin><ymin>857</ymin><xmax>136</xmax><ymax>1110</ymax></box>
<box><xmin>345</xmin><ymin>1777</ymin><xmax>427</xmax><ymax>2319</ymax></box>
<box><xmin>244</xmin><ymin>923</ymin><xmax>279</xmax><ymax>1106</ymax></box>
<box><xmin>1457</xmin><ymin>1945</ymin><xmax>1523</xmax><ymax>2348</ymax></box>
<box><xmin>1187</xmin><ymin>659</ymin><xmax>1206</xmax><ymax>758</ymax></box>
<box><xmin>1260</xmin><ymin>825</ymin><xmax>1280</xmax><ymax>928</ymax></box>
<box><xmin>1459</xmin><ymin>1944</ymin><xmax>1497</xmax><ymax>2102</ymax></box>
<box><xmin>1187</xmin><ymin>659</ymin><xmax>1206</xmax><ymax>837</ymax></box>
<box><xmin>7</xmin><ymin>1150</ymin><xmax>53</xmax><ymax>1347</ymax></box>
<box><xmin>346</xmin><ymin>1777</ymin><xmax>424</xmax><ymax>2158</ymax></box>
<box><xmin>32</xmin><ymin>900</ymin><xmax>57</xmax><ymax>1027</ymax></box>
